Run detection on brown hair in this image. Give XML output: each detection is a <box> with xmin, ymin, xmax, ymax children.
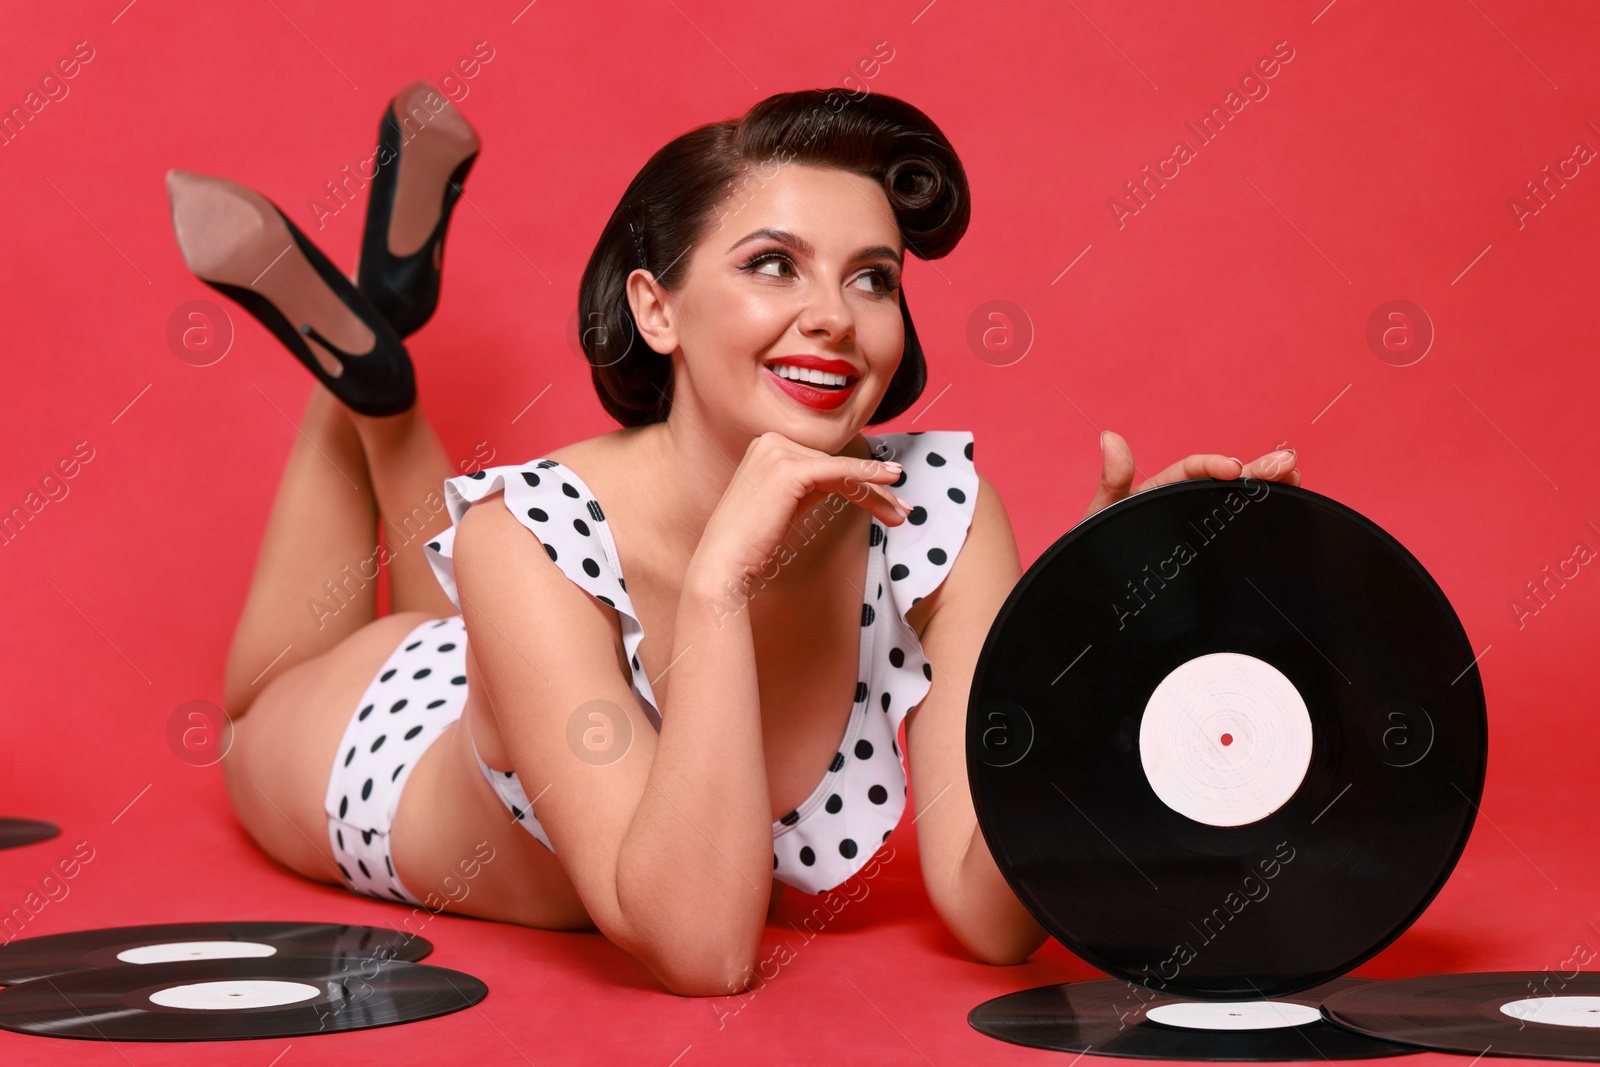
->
<box><xmin>576</xmin><ymin>88</ymin><xmax>971</xmax><ymax>427</ymax></box>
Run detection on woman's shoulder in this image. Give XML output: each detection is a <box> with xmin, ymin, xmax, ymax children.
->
<box><xmin>864</xmin><ymin>429</ymin><xmax>979</xmax><ymax>509</ymax></box>
<box><xmin>864</xmin><ymin>427</ymin><xmax>976</xmax><ymax>467</ymax></box>
<box><xmin>473</xmin><ymin>425</ymin><xmax>633</xmax><ymax>478</ymax></box>
<box><xmin>864</xmin><ymin>425</ymin><xmax>972</xmax><ymax>460</ymax></box>
<box><xmin>865</xmin><ymin>429</ymin><xmax>981</xmax><ymax>621</ymax></box>
<box><xmin>425</xmin><ymin>428</ymin><xmax>642</xmax><ymax>617</ymax></box>
<box><xmin>441</xmin><ymin>427</ymin><xmax>642</xmax><ymax>506</ymax></box>
<box><xmin>540</xmin><ymin>426</ymin><xmax>635</xmax><ymax>473</ymax></box>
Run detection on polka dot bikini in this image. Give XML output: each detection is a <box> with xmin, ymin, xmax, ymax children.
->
<box><xmin>323</xmin><ymin>614</ymin><xmax>471</xmax><ymax>904</ymax></box>
<box><xmin>325</xmin><ymin>430</ymin><xmax>977</xmax><ymax>903</ymax></box>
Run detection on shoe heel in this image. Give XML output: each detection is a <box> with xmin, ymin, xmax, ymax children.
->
<box><xmin>358</xmin><ymin>80</ymin><xmax>481</xmax><ymax>339</ymax></box>
<box><xmin>167</xmin><ymin>169</ymin><xmax>416</xmax><ymax>417</ymax></box>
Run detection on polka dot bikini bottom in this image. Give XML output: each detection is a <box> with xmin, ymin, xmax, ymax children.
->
<box><xmin>323</xmin><ymin>614</ymin><xmax>472</xmax><ymax>905</ymax></box>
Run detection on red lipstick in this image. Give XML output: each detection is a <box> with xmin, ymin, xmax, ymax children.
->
<box><xmin>762</xmin><ymin>356</ymin><xmax>859</xmax><ymax>412</ymax></box>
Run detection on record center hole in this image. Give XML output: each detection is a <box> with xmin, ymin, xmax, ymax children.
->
<box><xmin>1219</xmin><ymin>733</ymin><xmax>1233</xmax><ymax>746</ymax></box>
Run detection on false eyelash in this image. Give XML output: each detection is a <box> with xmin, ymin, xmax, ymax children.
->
<box><xmin>738</xmin><ymin>250</ymin><xmax>902</xmax><ymax>295</ymax></box>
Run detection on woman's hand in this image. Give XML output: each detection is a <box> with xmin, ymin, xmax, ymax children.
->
<box><xmin>1083</xmin><ymin>430</ymin><xmax>1301</xmax><ymax>521</ymax></box>
<box><xmin>688</xmin><ymin>431</ymin><xmax>909</xmax><ymax>589</ymax></box>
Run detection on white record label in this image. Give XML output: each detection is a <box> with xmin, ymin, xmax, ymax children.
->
<box><xmin>1139</xmin><ymin>652</ymin><xmax>1313</xmax><ymax>827</ymax></box>
<box><xmin>147</xmin><ymin>979</ymin><xmax>321</xmax><ymax>1011</ymax></box>
<box><xmin>1499</xmin><ymin>995</ymin><xmax>1600</xmax><ymax>1028</ymax></box>
<box><xmin>117</xmin><ymin>940</ymin><xmax>279</xmax><ymax>964</ymax></box>
<box><xmin>1144</xmin><ymin>1000</ymin><xmax>1322</xmax><ymax>1030</ymax></box>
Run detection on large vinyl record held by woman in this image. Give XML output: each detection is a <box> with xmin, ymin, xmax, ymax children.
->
<box><xmin>966</xmin><ymin>477</ymin><xmax>1487</xmax><ymax>1000</ymax></box>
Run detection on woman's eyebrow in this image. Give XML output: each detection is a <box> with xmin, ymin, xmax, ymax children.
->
<box><xmin>727</xmin><ymin>227</ymin><xmax>903</xmax><ymax>266</ymax></box>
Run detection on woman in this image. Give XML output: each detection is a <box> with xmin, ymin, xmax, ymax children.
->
<box><xmin>166</xmin><ymin>83</ymin><xmax>1301</xmax><ymax>997</ymax></box>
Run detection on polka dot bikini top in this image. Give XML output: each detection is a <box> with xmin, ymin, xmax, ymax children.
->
<box><xmin>423</xmin><ymin>429</ymin><xmax>979</xmax><ymax>895</ymax></box>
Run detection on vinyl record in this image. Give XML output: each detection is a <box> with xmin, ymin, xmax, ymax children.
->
<box><xmin>0</xmin><ymin>921</ymin><xmax>431</xmax><ymax>985</ymax></box>
<box><xmin>1321</xmin><ymin>972</ymin><xmax>1600</xmax><ymax>1061</ymax></box>
<box><xmin>967</xmin><ymin>479</ymin><xmax>1488</xmax><ymax>1000</ymax></box>
<box><xmin>0</xmin><ymin>955</ymin><xmax>486</xmax><ymax>1041</ymax></box>
<box><xmin>970</xmin><ymin>976</ymin><xmax>1418</xmax><ymax>1060</ymax></box>
<box><xmin>0</xmin><ymin>818</ymin><xmax>59</xmax><ymax>849</ymax></box>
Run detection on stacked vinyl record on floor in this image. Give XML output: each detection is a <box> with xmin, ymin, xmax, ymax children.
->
<box><xmin>0</xmin><ymin>921</ymin><xmax>487</xmax><ymax>1041</ymax></box>
<box><xmin>964</xmin><ymin>478</ymin><xmax>1593</xmax><ymax>1061</ymax></box>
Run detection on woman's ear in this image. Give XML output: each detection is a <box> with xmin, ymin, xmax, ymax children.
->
<box><xmin>625</xmin><ymin>268</ymin><xmax>676</xmax><ymax>356</ymax></box>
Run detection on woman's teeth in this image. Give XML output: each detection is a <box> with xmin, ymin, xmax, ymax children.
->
<box><xmin>768</xmin><ymin>363</ymin><xmax>850</xmax><ymax>389</ymax></box>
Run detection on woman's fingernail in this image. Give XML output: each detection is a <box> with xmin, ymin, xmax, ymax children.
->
<box><xmin>883</xmin><ymin>461</ymin><xmax>903</xmax><ymax>472</ymax></box>
<box><xmin>895</xmin><ymin>494</ymin><xmax>912</xmax><ymax>511</ymax></box>
<box><xmin>1229</xmin><ymin>456</ymin><xmax>1243</xmax><ymax>466</ymax></box>
<box><xmin>1100</xmin><ymin>430</ymin><xmax>1107</xmax><ymax>455</ymax></box>
<box><xmin>1279</xmin><ymin>448</ymin><xmax>1296</xmax><ymax>462</ymax></box>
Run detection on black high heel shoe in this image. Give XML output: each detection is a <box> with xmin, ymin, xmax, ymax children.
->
<box><xmin>358</xmin><ymin>80</ymin><xmax>481</xmax><ymax>339</ymax></box>
<box><xmin>166</xmin><ymin>169</ymin><xmax>416</xmax><ymax>417</ymax></box>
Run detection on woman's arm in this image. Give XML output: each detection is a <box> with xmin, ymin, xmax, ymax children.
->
<box><xmin>452</xmin><ymin>432</ymin><xmax>905</xmax><ymax>996</ymax></box>
<box><xmin>453</xmin><ymin>495</ymin><xmax>770</xmax><ymax>996</ymax></box>
<box><xmin>614</xmin><ymin>560</ymin><xmax>774</xmax><ymax>992</ymax></box>
<box><xmin>905</xmin><ymin>470</ymin><xmax>1051</xmax><ymax>964</ymax></box>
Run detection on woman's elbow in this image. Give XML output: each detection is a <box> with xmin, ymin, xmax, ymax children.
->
<box><xmin>614</xmin><ymin>851</ymin><xmax>769</xmax><ymax>996</ymax></box>
<box><xmin>632</xmin><ymin>910</ymin><xmax>765</xmax><ymax>997</ymax></box>
<box><xmin>972</xmin><ymin>929</ymin><xmax>1049</xmax><ymax>966</ymax></box>
<box><xmin>649</xmin><ymin>943</ymin><xmax>759</xmax><ymax>997</ymax></box>
<box><xmin>947</xmin><ymin>910</ymin><xmax>1051</xmax><ymax>966</ymax></box>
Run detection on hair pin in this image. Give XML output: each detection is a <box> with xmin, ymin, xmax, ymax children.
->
<box><xmin>627</xmin><ymin>218</ymin><xmax>648</xmax><ymax>270</ymax></box>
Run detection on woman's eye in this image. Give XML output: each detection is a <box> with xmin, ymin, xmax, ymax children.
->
<box><xmin>744</xmin><ymin>253</ymin><xmax>897</xmax><ymax>294</ymax></box>
<box><xmin>749</xmin><ymin>254</ymin><xmax>794</xmax><ymax>278</ymax></box>
<box><xmin>852</xmin><ymin>269</ymin><xmax>895</xmax><ymax>295</ymax></box>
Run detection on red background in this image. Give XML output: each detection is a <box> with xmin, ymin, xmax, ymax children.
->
<box><xmin>2</xmin><ymin>1</ymin><xmax>1597</xmax><ymax>1063</ymax></box>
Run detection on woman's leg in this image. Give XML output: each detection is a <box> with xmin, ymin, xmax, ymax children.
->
<box><xmin>223</xmin><ymin>610</ymin><xmax>437</xmax><ymax>886</ymax></box>
<box><xmin>223</xmin><ymin>385</ymin><xmax>458</xmax><ymax>719</ymax></box>
<box><xmin>223</xmin><ymin>608</ymin><xmax>594</xmax><ymax>931</ymax></box>
<box><xmin>345</xmin><ymin>406</ymin><xmax>460</xmax><ymax>618</ymax></box>
<box><xmin>223</xmin><ymin>383</ymin><xmax>377</xmax><ymax>719</ymax></box>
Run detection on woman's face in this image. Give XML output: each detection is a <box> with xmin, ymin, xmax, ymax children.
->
<box><xmin>628</xmin><ymin>163</ymin><xmax>906</xmax><ymax>454</ymax></box>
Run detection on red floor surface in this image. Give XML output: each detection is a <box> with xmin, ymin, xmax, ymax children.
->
<box><xmin>3</xmin><ymin>1</ymin><xmax>1598</xmax><ymax>1064</ymax></box>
